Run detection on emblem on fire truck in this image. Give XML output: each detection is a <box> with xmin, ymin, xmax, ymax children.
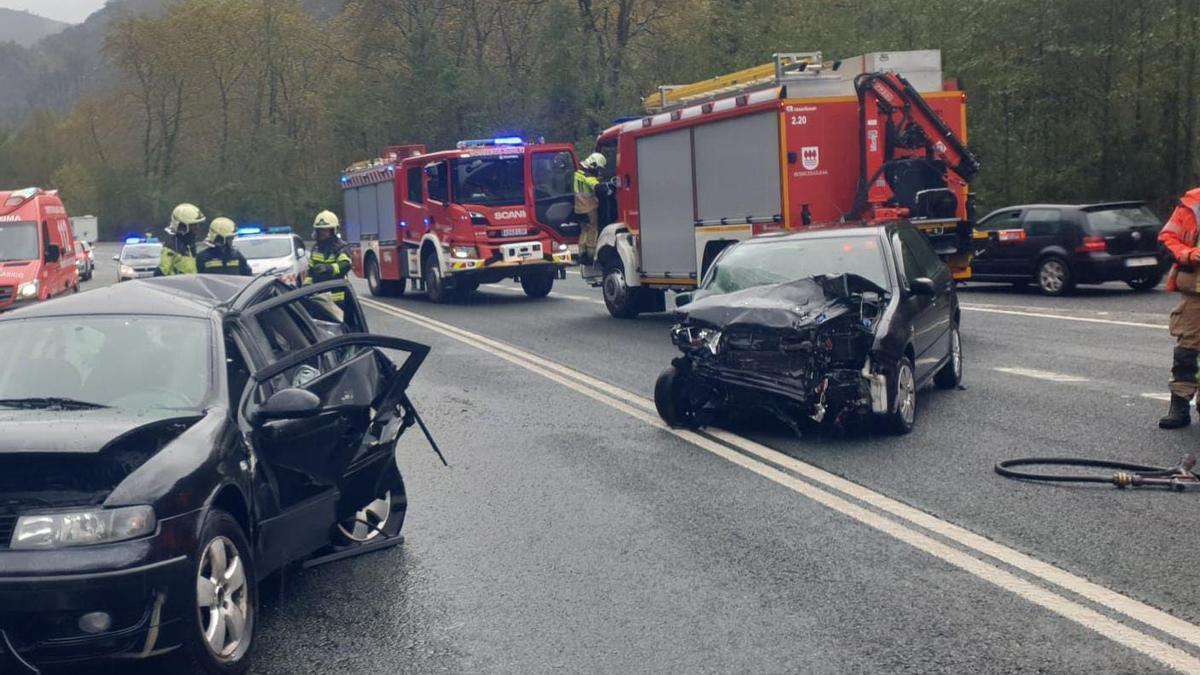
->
<box><xmin>801</xmin><ymin>146</ymin><xmax>820</xmax><ymax>171</ymax></box>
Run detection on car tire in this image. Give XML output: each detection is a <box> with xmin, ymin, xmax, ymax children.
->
<box><xmin>422</xmin><ymin>254</ymin><xmax>450</xmax><ymax>303</ymax></box>
<box><xmin>934</xmin><ymin>326</ymin><xmax>963</xmax><ymax>390</ymax></box>
<box><xmin>1126</xmin><ymin>271</ymin><xmax>1163</xmax><ymax>292</ymax></box>
<box><xmin>333</xmin><ymin>461</ymin><xmax>407</xmax><ymax>546</ymax></box>
<box><xmin>181</xmin><ymin>509</ymin><xmax>257</xmax><ymax>675</ymax></box>
<box><xmin>1036</xmin><ymin>256</ymin><xmax>1073</xmax><ymax>296</ymax></box>
<box><xmin>366</xmin><ymin>256</ymin><xmax>405</xmax><ymax>297</ymax></box>
<box><xmin>881</xmin><ymin>357</ymin><xmax>917</xmax><ymax>435</ymax></box>
<box><xmin>520</xmin><ymin>271</ymin><xmax>554</xmax><ymax>299</ymax></box>
<box><xmin>602</xmin><ymin>262</ymin><xmax>639</xmax><ymax>319</ymax></box>
<box><xmin>654</xmin><ymin>365</ymin><xmax>698</xmax><ymax>428</ymax></box>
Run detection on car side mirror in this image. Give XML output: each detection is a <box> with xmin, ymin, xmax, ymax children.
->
<box><xmin>297</xmin><ymin>248</ymin><xmax>307</xmax><ymax>258</ymax></box>
<box><xmin>254</xmin><ymin>388</ymin><xmax>322</xmax><ymax>424</ymax></box>
<box><xmin>112</xmin><ymin>255</ymin><xmax>120</xmax><ymax>261</ymax></box>
<box><xmin>909</xmin><ymin>277</ymin><xmax>937</xmax><ymax>296</ymax></box>
<box><xmin>675</xmin><ymin>292</ymin><xmax>693</xmax><ymax>308</ymax></box>
<box><xmin>44</xmin><ymin>244</ymin><xmax>60</xmax><ymax>264</ymax></box>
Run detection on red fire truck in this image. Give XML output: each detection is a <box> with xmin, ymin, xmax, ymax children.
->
<box><xmin>343</xmin><ymin>138</ymin><xmax>579</xmax><ymax>302</ymax></box>
<box><xmin>0</xmin><ymin>187</ymin><xmax>79</xmax><ymax>311</ymax></box>
<box><xmin>582</xmin><ymin>50</ymin><xmax>980</xmax><ymax>318</ymax></box>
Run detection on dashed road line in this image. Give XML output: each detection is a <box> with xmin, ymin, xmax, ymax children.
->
<box><xmin>993</xmin><ymin>366</ymin><xmax>1091</xmax><ymax>383</ymax></box>
<box><xmin>362</xmin><ymin>296</ymin><xmax>1200</xmax><ymax>672</ymax></box>
<box><xmin>962</xmin><ymin>305</ymin><xmax>1167</xmax><ymax>330</ymax></box>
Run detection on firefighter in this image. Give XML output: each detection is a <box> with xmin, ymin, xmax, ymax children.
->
<box><xmin>1158</xmin><ymin>187</ymin><xmax>1200</xmax><ymax>428</ymax></box>
<box><xmin>196</xmin><ymin>217</ymin><xmax>252</xmax><ymax>276</ymax></box>
<box><xmin>574</xmin><ymin>152</ymin><xmax>607</xmax><ymax>266</ymax></box>
<box><xmin>159</xmin><ymin>203</ymin><xmax>205</xmax><ymax>276</ymax></box>
<box><xmin>305</xmin><ymin>210</ymin><xmax>353</xmax><ymax>309</ymax></box>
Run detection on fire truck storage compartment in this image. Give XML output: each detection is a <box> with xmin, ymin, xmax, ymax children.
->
<box><xmin>693</xmin><ymin>110</ymin><xmax>781</xmax><ymax>226</ymax></box>
<box><xmin>343</xmin><ymin>184</ymin><xmax>361</xmax><ymax>242</ymax></box>
<box><xmin>636</xmin><ymin>128</ymin><xmax>696</xmax><ymax>278</ymax></box>
<box><xmin>344</xmin><ymin>181</ymin><xmax>396</xmax><ymax>242</ymax></box>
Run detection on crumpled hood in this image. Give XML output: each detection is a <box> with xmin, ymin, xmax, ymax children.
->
<box><xmin>0</xmin><ymin>408</ymin><xmax>201</xmax><ymax>455</ymax></box>
<box><xmin>679</xmin><ymin>274</ymin><xmax>888</xmax><ymax>331</ymax></box>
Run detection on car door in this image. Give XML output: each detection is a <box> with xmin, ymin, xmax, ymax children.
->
<box><xmin>973</xmin><ymin>209</ymin><xmax>1025</xmax><ymax>278</ymax></box>
<box><xmin>423</xmin><ymin>160</ymin><xmax>453</xmax><ymax>241</ymax></box>
<box><xmin>895</xmin><ymin>228</ymin><xmax>954</xmax><ymax>381</ymax></box>
<box><xmin>1016</xmin><ymin>208</ymin><xmax>1063</xmax><ymax>277</ymax></box>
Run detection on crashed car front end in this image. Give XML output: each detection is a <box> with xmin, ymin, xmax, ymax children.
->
<box><xmin>667</xmin><ymin>274</ymin><xmax>893</xmax><ymax>429</ymax></box>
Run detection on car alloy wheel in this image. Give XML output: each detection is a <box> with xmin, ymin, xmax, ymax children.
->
<box><xmin>897</xmin><ymin>362</ymin><xmax>916</xmax><ymax>426</ymax></box>
<box><xmin>1038</xmin><ymin>259</ymin><xmax>1068</xmax><ymax>295</ymax></box>
<box><xmin>337</xmin><ymin>491</ymin><xmax>393</xmax><ymax>542</ymax></box>
<box><xmin>197</xmin><ymin>535</ymin><xmax>250</xmax><ymax>661</ymax></box>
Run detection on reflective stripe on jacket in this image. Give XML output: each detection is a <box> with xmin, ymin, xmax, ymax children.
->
<box><xmin>574</xmin><ymin>170</ymin><xmax>599</xmax><ymax>213</ymax></box>
<box><xmin>158</xmin><ymin>246</ymin><xmax>197</xmax><ymax>276</ymax></box>
<box><xmin>196</xmin><ymin>246</ymin><xmax>252</xmax><ymax>276</ymax></box>
<box><xmin>304</xmin><ymin>238</ymin><xmax>352</xmax><ymax>301</ymax></box>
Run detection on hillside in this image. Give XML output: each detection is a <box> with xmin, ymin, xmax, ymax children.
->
<box><xmin>0</xmin><ymin>9</ymin><xmax>70</xmax><ymax>48</ymax></box>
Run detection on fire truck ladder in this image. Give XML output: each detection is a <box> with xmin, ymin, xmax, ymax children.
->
<box><xmin>643</xmin><ymin>52</ymin><xmax>824</xmax><ymax>113</ymax></box>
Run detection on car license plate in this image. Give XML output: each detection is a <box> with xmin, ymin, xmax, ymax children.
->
<box><xmin>136</xmin><ymin>271</ymin><xmax>154</xmax><ymax>278</ymax></box>
<box><xmin>501</xmin><ymin>228</ymin><xmax>527</xmax><ymax>238</ymax></box>
<box><xmin>1125</xmin><ymin>256</ymin><xmax>1158</xmax><ymax>268</ymax></box>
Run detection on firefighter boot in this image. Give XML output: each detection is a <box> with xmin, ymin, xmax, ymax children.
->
<box><xmin>1159</xmin><ymin>395</ymin><xmax>1192</xmax><ymax>429</ymax></box>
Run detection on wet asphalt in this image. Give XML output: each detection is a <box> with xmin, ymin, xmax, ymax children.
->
<box><xmin>77</xmin><ymin>244</ymin><xmax>1194</xmax><ymax>673</ymax></box>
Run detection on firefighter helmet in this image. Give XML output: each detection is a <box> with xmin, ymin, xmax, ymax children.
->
<box><xmin>313</xmin><ymin>210</ymin><xmax>340</xmax><ymax>230</ymax></box>
<box><xmin>167</xmin><ymin>203</ymin><xmax>206</xmax><ymax>235</ymax></box>
<box><xmin>581</xmin><ymin>152</ymin><xmax>607</xmax><ymax>170</ymax></box>
<box><xmin>207</xmin><ymin>217</ymin><xmax>237</xmax><ymax>245</ymax></box>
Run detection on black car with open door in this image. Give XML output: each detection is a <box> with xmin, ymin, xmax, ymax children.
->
<box><xmin>0</xmin><ymin>274</ymin><xmax>439</xmax><ymax>673</ymax></box>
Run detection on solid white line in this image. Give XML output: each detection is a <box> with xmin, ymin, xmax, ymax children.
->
<box><xmin>362</xmin><ymin>297</ymin><xmax>1200</xmax><ymax>671</ymax></box>
<box><xmin>483</xmin><ymin>283</ymin><xmax>605</xmax><ymax>305</ymax></box>
<box><xmin>993</xmin><ymin>366</ymin><xmax>1091</xmax><ymax>383</ymax></box>
<box><xmin>1141</xmin><ymin>393</ymin><xmax>1173</xmax><ymax>402</ymax></box>
<box><xmin>962</xmin><ymin>305</ymin><xmax>1167</xmax><ymax>330</ymax></box>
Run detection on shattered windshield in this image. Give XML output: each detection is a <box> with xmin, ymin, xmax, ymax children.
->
<box><xmin>452</xmin><ymin>155</ymin><xmax>525</xmax><ymax>207</ymax></box>
<box><xmin>0</xmin><ymin>316</ymin><xmax>212</xmax><ymax>410</ymax></box>
<box><xmin>703</xmin><ymin>236</ymin><xmax>890</xmax><ymax>296</ymax></box>
<box><xmin>0</xmin><ymin>221</ymin><xmax>38</xmax><ymax>262</ymax></box>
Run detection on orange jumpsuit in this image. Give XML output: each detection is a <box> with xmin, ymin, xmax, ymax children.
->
<box><xmin>1158</xmin><ymin>188</ymin><xmax>1200</xmax><ymax>398</ymax></box>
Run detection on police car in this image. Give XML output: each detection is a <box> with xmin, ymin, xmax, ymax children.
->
<box><xmin>114</xmin><ymin>236</ymin><xmax>163</xmax><ymax>282</ymax></box>
<box><xmin>232</xmin><ymin>226</ymin><xmax>309</xmax><ymax>285</ymax></box>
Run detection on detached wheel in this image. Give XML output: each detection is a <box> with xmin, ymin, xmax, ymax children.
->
<box><xmin>934</xmin><ymin>325</ymin><xmax>963</xmax><ymax>389</ymax></box>
<box><xmin>654</xmin><ymin>365</ymin><xmax>697</xmax><ymax>428</ymax></box>
<box><xmin>881</xmin><ymin>357</ymin><xmax>917</xmax><ymax>435</ymax></box>
<box><xmin>335</xmin><ymin>462</ymin><xmax>407</xmax><ymax>545</ymax></box>
<box><xmin>1036</xmin><ymin>256</ymin><xmax>1073</xmax><ymax>296</ymax></box>
<box><xmin>183</xmin><ymin>509</ymin><xmax>256</xmax><ymax>674</ymax></box>
<box><xmin>422</xmin><ymin>254</ymin><xmax>450</xmax><ymax>303</ymax></box>
<box><xmin>366</xmin><ymin>255</ymin><xmax>405</xmax><ymax>297</ymax></box>
<box><xmin>1126</xmin><ymin>271</ymin><xmax>1162</xmax><ymax>292</ymax></box>
<box><xmin>603</xmin><ymin>263</ymin><xmax>639</xmax><ymax>319</ymax></box>
<box><xmin>520</xmin><ymin>271</ymin><xmax>554</xmax><ymax>298</ymax></box>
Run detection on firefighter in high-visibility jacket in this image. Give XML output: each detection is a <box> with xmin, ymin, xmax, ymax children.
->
<box><xmin>1158</xmin><ymin>187</ymin><xmax>1200</xmax><ymax>428</ymax></box>
<box><xmin>574</xmin><ymin>152</ymin><xmax>606</xmax><ymax>266</ymax></box>
<box><xmin>305</xmin><ymin>210</ymin><xmax>353</xmax><ymax>309</ymax></box>
<box><xmin>158</xmin><ymin>203</ymin><xmax>205</xmax><ymax>276</ymax></box>
<box><xmin>196</xmin><ymin>217</ymin><xmax>252</xmax><ymax>276</ymax></box>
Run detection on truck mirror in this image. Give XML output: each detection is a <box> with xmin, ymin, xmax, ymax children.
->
<box><xmin>44</xmin><ymin>244</ymin><xmax>60</xmax><ymax>264</ymax></box>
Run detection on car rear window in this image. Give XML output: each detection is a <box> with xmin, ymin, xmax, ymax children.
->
<box><xmin>1085</xmin><ymin>206</ymin><xmax>1161</xmax><ymax>234</ymax></box>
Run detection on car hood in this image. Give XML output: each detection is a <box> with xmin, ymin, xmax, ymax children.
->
<box><xmin>680</xmin><ymin>274</ymin><xmax>889</xmax><ymax>331</ymax></box>
<box><xmin>0</xmin><ymin>408</ymin><xmax>201</xmax><ymax>455</ymax></box>
<box><xmin>247</xmin><ymin>257</ymin><xmax>292</xmax><ymax>273</ymax></box>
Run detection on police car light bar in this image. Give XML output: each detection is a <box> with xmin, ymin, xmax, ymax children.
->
<box><xmin>456</xmin><ymin>136</ymin><xmax>524</xmax><ymax>149</ymax></box>
<box><xmin>267</xmin><ymin>226</ymin><xmax>292</xmax><ymax>234</ymax></box>
<box><xmin>237</xmin><ymin>226</ymin><xmax>264</xmax><ymax>236</ymax></box>
<box><xmin>124</xmin><ymin>235</ymin><xmax>160</xmax><ymax>244</ymax></box>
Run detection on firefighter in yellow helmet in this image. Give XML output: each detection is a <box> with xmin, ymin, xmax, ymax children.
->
<box><xmin>158</xmin><ymin>203</ymin><xmax>205</xmax><ymax>276</ymax></box>
<box><xmin>196</xmin><ymin>217</ymin><xmax>252</xmax><ymax>276</ymax></box>
<box><xmin>574</xmin><ymin>152</ymin><xmax>607</xmax><ymax>266</ymax></box>
<box><xmin>304</xmin><ymin>210</ymin><xmax>353</xmax><ymax>309</ymax></box>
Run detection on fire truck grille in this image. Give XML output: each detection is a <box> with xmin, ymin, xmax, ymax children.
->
<box><xmin>0</xmin><ymin>514</ymin><xmax>15</xmax><ymax>548</ymax></box>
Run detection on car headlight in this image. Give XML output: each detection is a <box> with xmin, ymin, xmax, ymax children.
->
<box><xmin>452</xmin><ymin>246</ymin><xmax>477</xmax><ymax>259</ymax></box>
<box><xmin>673</xmin><ymin>326</ymin><xmax>722</xmax><ymax>355</ymax></box>
<box><xmin>17</xmin><ymin>280</ymin><xmax>38</xmax><ymax>298</ymax></box>
<box><xmin>11</xmin><ymin>505</ymin><xmax>156</xmax><ymax>549</ymax></box>
<box><xmin>119</xmin><ymin>264</ymin><xmax>135</xmax><ymax>276</ymax></box>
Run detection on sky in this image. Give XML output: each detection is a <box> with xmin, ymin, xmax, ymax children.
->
<box><xmin>0</xmin><ymin>0</ymin><xmax>105</xmax><ymax>23</ymax></box>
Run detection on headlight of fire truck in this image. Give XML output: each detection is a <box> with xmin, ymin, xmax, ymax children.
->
<box><xmin>452</xmin><ymin>246</ymin><xmax>477</xmax><ymax>259</ymax></box>
<box><xmin>17</xmin><ymin>280</ymin><xmax>38</xmax><ymax>299</ymax></box>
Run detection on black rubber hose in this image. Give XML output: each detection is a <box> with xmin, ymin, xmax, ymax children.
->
<box><xmin>995</xmin><ymin>457</ymin><xmax>1182</xmax><ymax>484</ymax></box>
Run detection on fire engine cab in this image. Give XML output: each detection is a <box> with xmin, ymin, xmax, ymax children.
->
<box><xmin>582</xmin><ymin>50</ymin><xmax>980</xmax><ymax>318</ymax></box>
<box><xmin>0</xmin><ymin>187</ymin><xmax>79</xmax><ymax>311</ymax></box>
<box><xmin>343</xmin><ymin>138</ymin><xmax>579</xmax><ymax>302</ymax></box>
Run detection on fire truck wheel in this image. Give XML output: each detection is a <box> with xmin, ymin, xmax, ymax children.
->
<box><xmin>602</xmin><ymin>264</ymin><xmax>639</xmax><ymax>319</ymax></box>
<box><xmin>520</xmin><ymin>271</ymin><xmax>554</xmax><ymax>298</ymax></box>
<box><xmin>422</xmin><ymin>254</ymin><xmax>450</xmax><ymax>303</ymax></box>
<box><xmin>366</xmin><ymin>255</ymin><xmax>405</xmax><ymax>297</ymax></box>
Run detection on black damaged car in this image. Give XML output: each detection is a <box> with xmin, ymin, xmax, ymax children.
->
<box><xmin>655</xmin><ymin>223</ymin><xmax>962</xmax><ymax>434</ymax></box>
<box><xmin>0</xmin><ymin>275</ymin><xmax>436</xmax><ymax>673</ymax></box>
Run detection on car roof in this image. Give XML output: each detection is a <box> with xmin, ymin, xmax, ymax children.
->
<box><xmin>980</xmin><ymin>201</ymin><xmax>1147</xmax><ymax>221</ymax></box>
<box><xmin>3</xmin><ymin>275</ymin><xmax>274</xmax><ymax>320</ymax></box>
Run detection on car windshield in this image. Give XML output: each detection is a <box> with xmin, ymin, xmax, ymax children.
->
<box><xmin>703</xmin><ymin>235</ymin><xmax>890</xmax><ymax>295</ymax></box>
<box><xmin>0</xmin><ymin>221</ymin><xmax>38</xmax><ymax>262</ymax></box>
<box><xmin>452</xmin><ymin>155</ymin><xmax>524</xmax><ymax>207</ymax></box>
<box><xmin>121</xmin><ymin>244</ymin><xmax>162</xmax><ymax>262</ymax></box>
<box><xmin>234</xmin><ymin>237</ymin><xmax>294</xmax><ymax>260</ymax></box>
<box><xmin>1085</xmin><ymin>205</ymin><xmax>1162</xmax><ymax>234</ymax></box>
<box><xmin>0</xmin><ymin>316</ymin><xmax>212</xmax><ymax>410</ymax></box>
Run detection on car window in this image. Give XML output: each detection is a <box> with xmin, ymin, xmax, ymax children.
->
<box><xmin>897</xmin><ymin>229</ymin><xmax>948</xmax><ymax>283</ymax></box>
<box><xmin>1085</xmin><ymin>205</ymin><xmax>1162</xmax><ymax>234</ymax></box>
<box><xmin>978</xmin><ymin>211</ymin><xmax>1022</xmax><ymax>232</ymax></box>
<box><xmin>1023</xmin><ymin>209</ymin><xmax>1061</xmax><ymax>237</ymax></box>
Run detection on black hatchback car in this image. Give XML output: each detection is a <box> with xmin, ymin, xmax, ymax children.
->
<box><xmin>0</xmin><ymin>275</ymin><xmax>434</xmax><ymax>673</ymax></box>
<box><xmin>972</xmin><ymin>202</ymin><xmax>1165</xmax><ymax>295</ymax></box>
<box><xmin>655</xmin><ymin>222</ymin><xmax>962</xmax><ymax>435</ymax></box>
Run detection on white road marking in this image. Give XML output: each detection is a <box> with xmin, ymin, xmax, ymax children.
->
<box><xmin>993</xmin><ymin>366</ymin><xmax>1091</xmax><ymax>383</ymax></box>
<box><xmin>962</xmin><ymin>305</ymin><xmax>1167</xmax><ymax>330</ymax></box>
<box><xmin>1141</xmin><ymin>393</ymin><xmax>1174</xmax><ymax>402</ymax></box>
<box><xmin>483</xmin><ymin>283</ymin><xmax>604</xmax><ymax>305</ymax></box>
<box><xmin>362</xmin><ymin>297</ymin><xmax>1200</xmax><ymax>672</ymax></box>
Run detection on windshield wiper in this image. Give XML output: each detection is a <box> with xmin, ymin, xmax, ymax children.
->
<box><xmin>0</xmin><ymin>397</ymin><xmax>110</xmax><ymax>410</ymax></box>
